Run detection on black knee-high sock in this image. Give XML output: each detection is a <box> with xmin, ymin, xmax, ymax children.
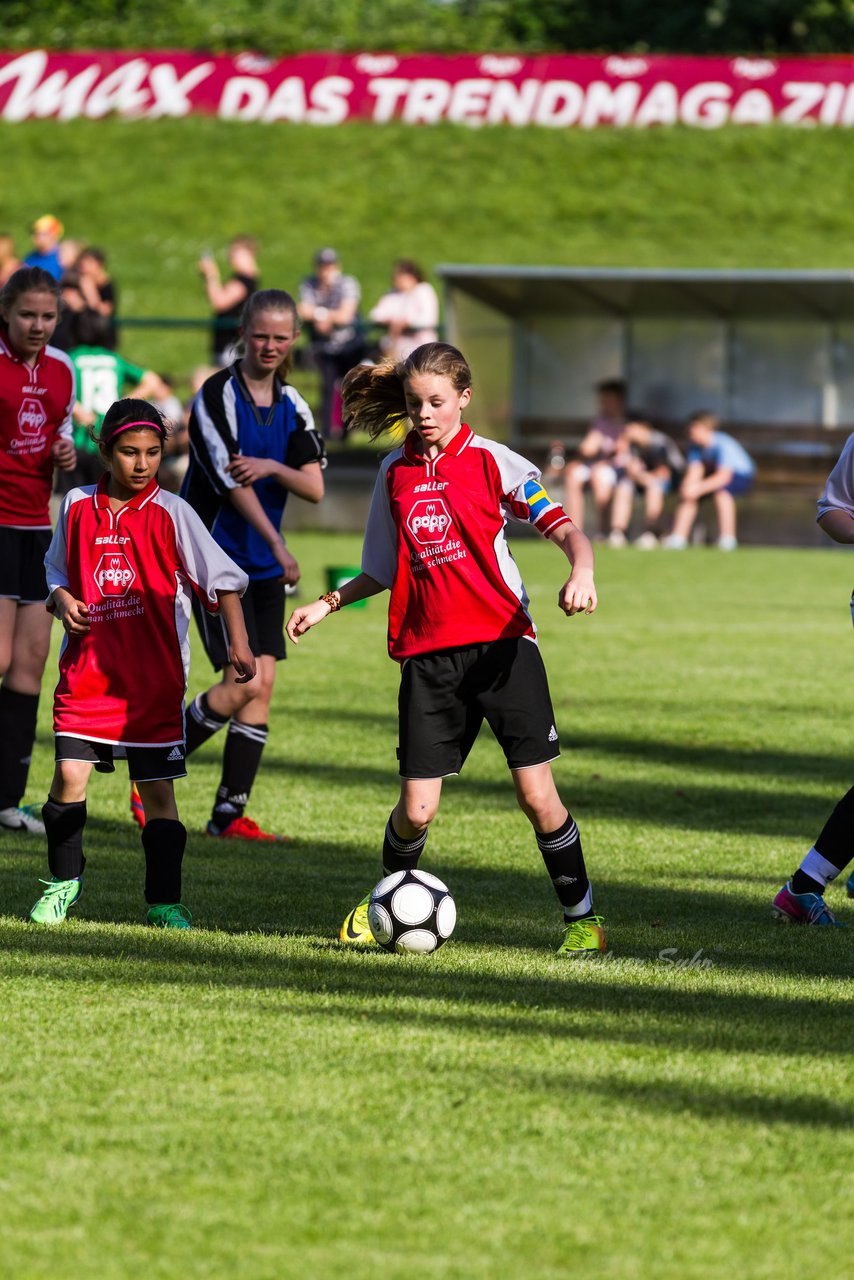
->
<box><xmin>0</xmin><ymin>686</ymin><xmax>40</xmax><ymax>809</ymax></box>
<box><xmin>185</xmin><ymin>692</ymin><xmax>230</xmax><ymax>757</ymax></box>
<box><xmin>536</xmin><ymin>813</ymin><xmax>593</xmax><ymax>920</ymax></box>
<box><xmin>791</xmin><ymin>786</ymin><xmax>854</xmax><ymax>894</ymax></box>
<box><xmin>211</xmin><ymin>721</ymin><xmax>267</xmax><ymax>828</ymax></box>
<box><xmin>43</xmin><ymin>797</ymin><xmax>87</xmax><ymax>880</ymax></box>
<box><xmin>142</xmin><ymin>819</ymin><xmax>187</xmax><ymax>904</ymax></box>
<box><xmin>382</xmin><ymin>814</ymin><xmax>428</xmax><ymax>874</ymax></box>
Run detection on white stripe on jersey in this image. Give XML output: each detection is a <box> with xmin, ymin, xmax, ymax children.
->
<box><xmin>193</xmin><ymin>379</ymin><xmax>239</xmax><ymax>492</ymax></box>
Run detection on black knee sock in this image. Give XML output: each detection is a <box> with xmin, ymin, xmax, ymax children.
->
<box><xmin>536</xmin><ymin>813</ymin><xmax>593</xmax><ymax>920</ymax></box>
<box><xmin>0</xmin><ymin>686</ymin><xmax>40</xmax><ymax>809</ymax></box>
<box><xmin>791</xmin><ymin>788</ymin><xmax>854</xmax><ymax>894</ymax></box>
<box><xmin>142</xmin><ymin>819</ymin><xmax>187</xmax><ymax>904</ymax></box>
<box><xmin>211</xmin><ymin>721</ymin><xmax>267</xmax><ymax>828</ymax></box>
<box><xmin>43</xmin><ymin>797</ymin><xmax>87</xmax><ymax>880</ymax></box>
<box><xmin>185</xmin><ymin>692</ymin><xmax>230</xmax><ymax>757</ymax></box>
<box><xmin>382</xmin><ymin>814</ymin><xmax>428</xmax><ymax>874</ymax></box>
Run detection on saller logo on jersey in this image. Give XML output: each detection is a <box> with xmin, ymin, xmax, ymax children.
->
<box><xmin>18</xmin><ymin>398</ymin><xmax>47</xmax><ymax>436</ymax></box>
<box><xmin>407</xmin><ymin>498</ymin><xmax>452</xmax><ymax>545</ymax></box>
<box><xmin>95</xmin><ymin>552</ymin><xmax>136</xmax><ymax>597</ymax></box>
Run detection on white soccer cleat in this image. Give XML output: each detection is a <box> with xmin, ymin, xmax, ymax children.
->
<box><xmin>0</xmin><ymin>804</ymin><xmax>45</xmax><ymax>835</ymax></box>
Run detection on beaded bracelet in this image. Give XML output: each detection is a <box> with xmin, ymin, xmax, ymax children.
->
<box><xmin>319</xmin><ymin>590</ymin><xmax>341</xmax><ymax>613</ymax></box>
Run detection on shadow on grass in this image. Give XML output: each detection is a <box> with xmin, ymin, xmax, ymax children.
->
<box><xmin>521</xmin><ymin>1073</ymin><xmax>854</xmax><ymax>1131</ymax></box>
<box><xmin>1</xmin><ymin>912</ymin><xmax>850</xmax><ymax>1065</ymax></box>
<box><xmin>254</xmin><ymin>754</ymin><xmax>837</xmax><ymax>838</ymax></box>
<box><xmin>567</xmin><ymin>729</ymin><xmax>853</xmax><ymax>789</ymax></box>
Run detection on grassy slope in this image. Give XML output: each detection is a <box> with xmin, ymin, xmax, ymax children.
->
<box><xmin>1</xmin><ymin>120</ymin><xmax>853</xmax><ymax>377</ymax></box>
<box><xmin>1</xmin><ymin>538</ymin><xmax>853</xmax><ymax>1279</ymax></box>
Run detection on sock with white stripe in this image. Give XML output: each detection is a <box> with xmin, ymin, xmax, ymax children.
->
<box><xmin>185</xmin><ymin>692</ymin><xmax>230</xmax><ymax>757</ymax></box>
<box><xmin>535</xmin><ymin>813</ymin><xmax>593</xmax><ymax>920</ymax></box>
<box><xmin>211</xmin><ymin>720</ymin><xmax>268</xmax><ymax>828</ymax></box>
<box><xmin>791</xmin><ymin>845</ymin><xmax>845</xmax><ymax>896</ymax></box>
<box><xmin>382</xmin><ymin>814</ymin><xmax>428</xmax><ymax>874</ymax></box>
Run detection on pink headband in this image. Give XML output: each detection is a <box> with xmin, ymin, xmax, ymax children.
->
<box><xmin>108</xmin><ymin>419</ymin><xmax>165</xmax><ymax>438</ymax></box>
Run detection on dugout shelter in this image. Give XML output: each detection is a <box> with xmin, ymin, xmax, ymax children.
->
<box><xmin>436</xmin><ymin>264</ymin><xmax>854</xmax><ymax>489</ymax></box>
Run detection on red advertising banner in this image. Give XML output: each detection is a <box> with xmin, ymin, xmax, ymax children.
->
<box><xmin>2</xmin><ymin>49</ymin><xmax>854</xmax><ymax>126</ymax></box>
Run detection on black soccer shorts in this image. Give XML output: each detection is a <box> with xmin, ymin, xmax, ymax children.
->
<box><xmin>55</xmin><ymin>736</ymin><xmax>188</xmax><ymax>782</ymax></box>
<box><xmin>397</xmin><ymin>636</ymin><xmax>560</xmax><ymax>779</ymax></box>
<box><xmin>0</xmin><ymin>527</ymin><xmax>51</xmax><ymax>604</ymax></box>
<box><xmin>193</xmin><ymin>575</ymin><xmax>286</xmax><ymax>671</ymax></box>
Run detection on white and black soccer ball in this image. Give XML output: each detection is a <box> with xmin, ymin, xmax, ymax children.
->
<box><xmin>367</xmin><ymin>869</ymin><xmax>456</xmax><ymax>955</ymax></box>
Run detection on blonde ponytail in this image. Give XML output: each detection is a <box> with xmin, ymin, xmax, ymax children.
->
<box><xmin>343</xmin><ymin>342</ymin><xmax>472</xmax><ymax>440</ymax></box>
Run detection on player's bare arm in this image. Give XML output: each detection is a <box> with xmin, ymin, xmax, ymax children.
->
<box><xmin>217</xmin><ymin>590</ymin><xmax>256</xmax><ymax>683</ymax></box>
<box><xmin>286</xmin><ymin>572</ymin><xmax>385</xmax><ymax>643</ymax></box>
<box><xmin>51</xmin><ymin>436</ymin><xmax>77</xmax><ymax>471</ymax></box>
<box><xmin>549</xmin><ymin>522</ymin><xmax>597</xmax><ymax>616</ymax></box>
<box><xmin>51</xmin><ymin>587</ymin><xmax>91</xmax><ymax>635</ymax></box>
<box><xmin>226</xmin><ymin>456</ymin><xmax>324</xmax><ymax>503</ymax></box>
<box><xmin>227</xmin><ymin>484</ymin><xmax>299</xmax><ymax>584</ymax></box>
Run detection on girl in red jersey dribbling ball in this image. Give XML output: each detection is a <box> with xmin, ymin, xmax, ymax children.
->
<box><xmin>287</xmin><ymin>342</ymin><xmax>606</xmax><ymax>956</ymax></box>
<box><xmin>28</xmin><ymin>399</ymin><xmax>255</xmax><ymax>929</ymax></box>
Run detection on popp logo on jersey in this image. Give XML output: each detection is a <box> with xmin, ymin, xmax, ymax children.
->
<box><xmin>18</xmin><ymin>398</ymin><xmax>46</xmax><ymax>436</ymax></box>
<box><xmin>95</xmin><ymin>552</ymin><xmax>136</xmax><ymax>597</ymax></box>
<box><xmin>407</xmin><ymin>499</ymin><xmax>452</xmax><ymax>545</ymax></box>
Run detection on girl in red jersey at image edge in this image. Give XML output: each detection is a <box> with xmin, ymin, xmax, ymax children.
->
<box><xmin>0</xmin><ymin>267</ymin><xmax>77</xmax><ymax>836</ymax></box>
<box><xmin>287</xmin><ymin>342</ymin><xmax>607</xmax><ymax>957</ymax></box>
<box><xmin>28</xmin><ymin>399</ymin><xmax>255</xmax><ymax>929</ymax></box>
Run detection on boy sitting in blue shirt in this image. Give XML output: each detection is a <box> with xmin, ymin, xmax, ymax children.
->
<box><xmin>664</xmin><ymin>411</ymin><xmax>755</xmax><ymax>550</ymax></box>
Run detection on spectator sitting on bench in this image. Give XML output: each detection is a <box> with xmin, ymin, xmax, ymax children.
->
<box><xmin>608</xmin><ymin>417</ymin><xmax>685</xmax><ymax>548</ymax></box>
<box><xmin>664</xmin><ymin>411</ymin><xmax>755</xmax><ymax>551</ymax></box>
<box><xmin>548</xmin><ymin>377</ymin><xmax>627</xmax><ymax>537</ymax></box>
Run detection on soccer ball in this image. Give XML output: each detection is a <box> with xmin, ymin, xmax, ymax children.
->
<box><xmin>367</xmin><ymin>869</ymin><xmax>456</xmax><ymax>955</ymax></box>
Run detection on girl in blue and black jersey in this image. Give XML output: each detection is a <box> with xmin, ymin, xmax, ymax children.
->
<box><xmin>133</xmin><ymin>288</ymin><xmax>325</xmax><ymax>840</ymax></box>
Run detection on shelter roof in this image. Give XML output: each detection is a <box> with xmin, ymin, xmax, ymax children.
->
<box><xmin>435</xmin><ymin>265</ymin><xmax>854</xmax><ymax>320</ymax></box>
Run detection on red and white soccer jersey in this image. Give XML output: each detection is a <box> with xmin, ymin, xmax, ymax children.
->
<box><xmin>0</xmin><ymin>327</ymin><xmax>75</xmax><ymax>527</ymax></box>
<box><xmin>361</xmin><ymin>425</ymin><xmax>572</xmax><ymax>661</ymax></box>
<box><xmin>45</xmin><ymin>476</ymin><xmax>248</xmax><ymax>746</ymax></box>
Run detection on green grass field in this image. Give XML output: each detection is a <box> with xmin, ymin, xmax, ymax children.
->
<box><xmin>1</xmin><ymin>536</ymin><xmax>853</xmax><ymax>1279</ymax></box>
<box><xmin>2</xmin><ymin>119</ymin><xmax>854</xmax><ymax>379</ymax></box>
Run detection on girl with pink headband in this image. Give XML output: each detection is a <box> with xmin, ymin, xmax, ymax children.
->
<box><xmin>28</xmin><ymin>398</ymin><xmax>255</xmax><ymax>929</ymax></box>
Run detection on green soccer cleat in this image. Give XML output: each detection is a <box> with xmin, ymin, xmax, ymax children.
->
<box><xmin>340</xmin><ymin>892</ymin><xmax>375</xmax><ymax>945</ymax></box>
<box><xmin>556</xmin><ymin>914</ymin><xmax>607</xmax><ymax>956</ymax></box>
<box><xmin>29</xmin><ymin>877</ymin><xmax>82</xmax><ymax>925</ymax></box>
<box><xmin>147</xmin><ymin>903</ymin><xmax>193</xmax><ymax>930</ymax></box>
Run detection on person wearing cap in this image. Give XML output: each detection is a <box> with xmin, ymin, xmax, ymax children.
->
<box><xmin>24</xmin><ymin>216</ymin><xmax>64</xmax><ymax>281</ymax></box>
<box><xmin>298</xmin><ymin>249</ymin><xmax>363</xmax><ymax>439</ymax></box>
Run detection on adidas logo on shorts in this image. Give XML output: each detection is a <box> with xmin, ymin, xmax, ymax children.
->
<box><xmin>548</xmin><ymin>725</ymin><xmax>558</xmax><ymax>743</ymax></box>
<box><xmin>166</xmin><ymin>746</ymin><xmax>185</xmax><ymax>762</ymax></box>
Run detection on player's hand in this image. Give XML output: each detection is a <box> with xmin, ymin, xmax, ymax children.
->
<box><xmin>559</xmin><ymin>570</ymin><xmax>597</xmax><ymax>616</ymax></box>
<box><xmin>286</xmin><ymin>600</ymin><xmax>333</xmax><ymax>644</ymax></box>
<box><xmin>51</xmin><ymin>437</ymin><xmax>77</xmax><ymax>471</ymax></box>
<box><xmin>229</xmin><ymin>644</ymin><xmax>256</xmax><ymax>684</ymax></box>
<box><xmin>227</xmin><ymin>454</ymin><xmax>278</xmax><ymax>485</ymax></box>
<box><xmin>55</xmin><ymin>595</ymin><xmax>91</xmax><ymax>635</ymax></box>
<box><xmin>272</xmin><ymin>539</ymin><xmax>300</xmax><ymax>586</ymax></box>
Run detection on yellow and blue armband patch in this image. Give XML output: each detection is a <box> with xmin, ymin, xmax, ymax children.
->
<box><xmin>523</xmin><ymin>479</ymin><xmax>553</xmax><ymax>522</ymax></box>
<box><xmin>516</xmin><ymin>478</ymin><xmax>572</xmax><ymax>535</ymax></box>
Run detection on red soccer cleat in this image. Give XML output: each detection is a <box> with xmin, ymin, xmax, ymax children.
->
<box><xmin>130</xmin><ymin>783</ymin><xmax>145</xmax><ymax>830</ymax></box>
<box><xmin>205</xmin><ymin>814</ymin><xmax>290</xmax><ymax>843</ymax></box>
